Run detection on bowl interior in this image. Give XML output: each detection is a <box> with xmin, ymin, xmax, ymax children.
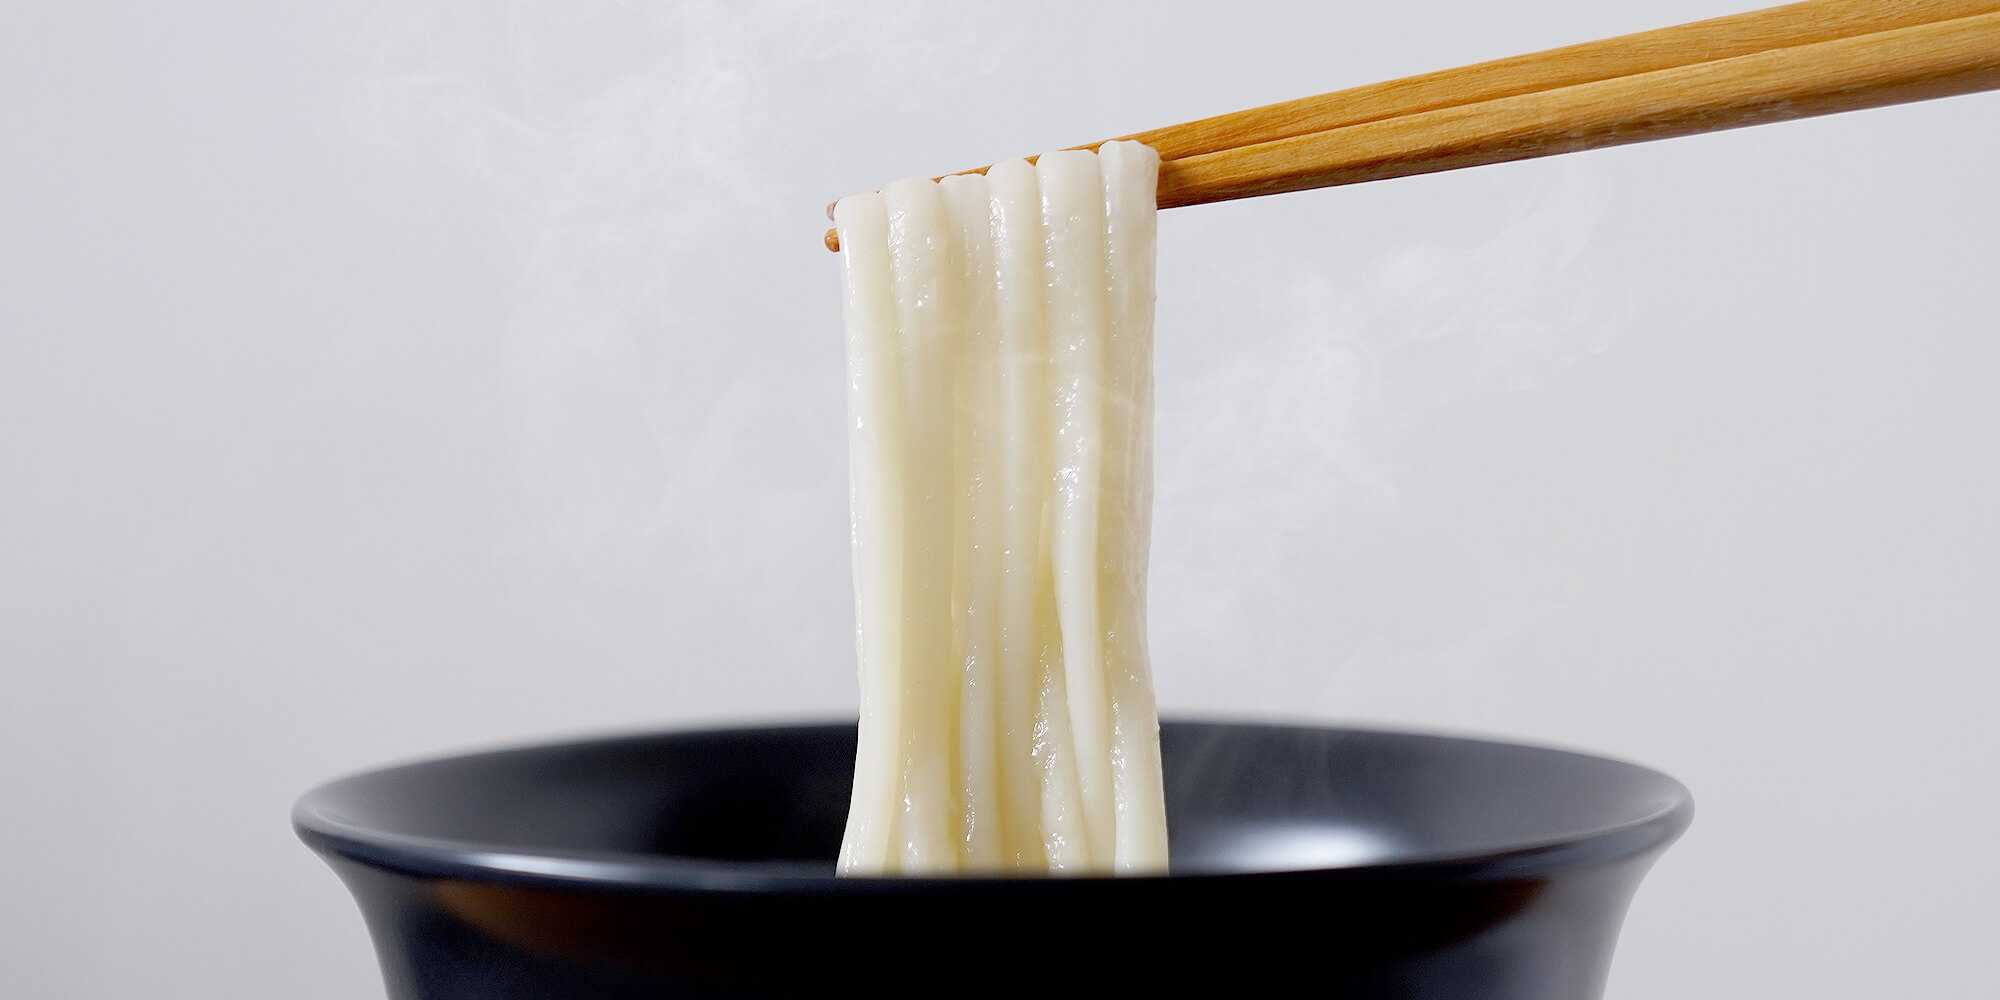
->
<box><xmin>296</xmin><ymin>721</ymin><xmax>1689</xmax><ymax>881</ymax></box>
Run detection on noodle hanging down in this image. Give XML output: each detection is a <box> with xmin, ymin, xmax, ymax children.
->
<box><xmin>833</xmin><ymin>141</ymin><xmax>1167</xmax><ymax>876</ymax></box>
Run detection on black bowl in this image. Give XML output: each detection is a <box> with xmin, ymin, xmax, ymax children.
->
<box><xmin>295</xmin><ymin>720</ymin><xmax>1690</xmax><ymax>998</ymax></box>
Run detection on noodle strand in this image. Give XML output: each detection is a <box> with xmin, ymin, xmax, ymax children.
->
<box><xmin>834</xmin><ymin>192</ymin><xmax>904</xmax><ymax>873</ymax></box>
<box><xmin>883</xmin><ymin>177</ymin><xmax>960</xmax><ymax>870</ymax></box>
<box><xmin>837</xmin><ymin>142</ymin><xmax>1165</xmax><ymax>877</ymax></box>
<box><xmin>1039</xmin><ymin>150</ymin><xmax>1116</xmax><ymax>870</ymax></box>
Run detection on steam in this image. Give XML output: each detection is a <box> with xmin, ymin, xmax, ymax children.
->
<box><xmin>344</xmin><ymin>1</ymin><xmax>1021</xmax><ymax>558</ymax></box>
<box><xmin>1149</xmin><ymin>162</ymin><xmax>1618</xmax><ymax>713</ymax></box>
<box><xmin>341</xmin><ymin>2</ymin><xmax>1618</xmax><ymax>720</ymax></box>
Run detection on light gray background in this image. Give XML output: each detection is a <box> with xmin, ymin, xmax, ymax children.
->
<box><xmin>4</xmin><ymin>1</ymin><xmax>1995</xmax><ymax>996</ymax></box>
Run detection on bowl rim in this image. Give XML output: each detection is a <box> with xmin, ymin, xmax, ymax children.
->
<box><xmin>293</xmin><ymin>718</ymin><xmax>1694</xmax><ymax>895</ymax></box>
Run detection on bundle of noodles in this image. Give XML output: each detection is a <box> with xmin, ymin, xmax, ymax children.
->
<box><xmin>833</xmin><ymin>141</ymin><xmax>1166</xmax><ymax>876</ymax></box>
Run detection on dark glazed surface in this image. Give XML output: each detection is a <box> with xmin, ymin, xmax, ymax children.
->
<box><xmin>296</xmin><ymin>721</ymin><xmax>1691</xmax><ymax>998</ymax></box>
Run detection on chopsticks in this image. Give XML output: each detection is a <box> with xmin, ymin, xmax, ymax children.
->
<box><xmin>824</xmin><ymin>0</ymin><xmax>2000</xmax><ymax>250</ymax></box>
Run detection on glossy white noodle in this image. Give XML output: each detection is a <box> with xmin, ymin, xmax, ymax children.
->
<box><xmin>1099</xmin><ymin>141</ymin><xmax>1168</xmax><ymax>870</ymax></box>
<box><xmin>833</xmin><ymin>191</ymin><xmax>901</xmax><ymax>874</ymax></box>
<box><xmin>987</xmin><ymin>157</ymin><xmax>1059</xmax><ymax>869</ymax></box>
<box><xmin>939</xmin><ymin>173</ymin><xmax>1002</xmax><ymax>869</ymax></box>
<box><xmin>835</xmin><ymin>141</ymin><xmax>1165</xmax><ymax>876</ymax></box>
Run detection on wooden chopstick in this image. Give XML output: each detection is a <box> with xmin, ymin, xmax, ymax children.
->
<box><xmin>1159</xmin><ymin>10</ymin><xmax>2000</xmax><ymax>207</ymax></box>
<box><xmin>824</xmin><ymin>0</ymin><xmax>2000</xmax><ymax>250</ymax></box>
<box><xmin>1119</xmin><ymin>0</ymin><xmax>2000</xmax><ymax>163</ymax></box>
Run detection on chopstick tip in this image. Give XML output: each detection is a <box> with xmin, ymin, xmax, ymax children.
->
<box><xmin>824</xmin><ymin>228</ymin><xmax>842</xmax><ymax>252</ymax></box>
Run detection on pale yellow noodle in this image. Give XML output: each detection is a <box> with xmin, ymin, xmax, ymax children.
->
<box><xmin>938</xmin><ymin>173</ymin><xmax>1003</xmax><ymax>870</ymax></box>
<box><xmin>987</xmin><ymin>158</ymin><xmax>1056</xmax><ymax>870</ymax></box>
<box><xmin>1038</xmin><ymin>149</ymin><xmax>1116</xmax><ymax>869</ymax></box>
<box><xmin>833</xmin><ymin>192</ymin><xmax>903</xmax><ymax>873</ymax></box>
<box><xmin>883</xmin><ymin>177</ymin><xmax>960</xmax><ymax>870</ymax></box>
<box><xmin>837</xmin><ymin>143</ymin><xmax>1166</xmax><ymax>876</ymax></box>
<box><xmin>1098</xmin><ymin>141</ymin><xmax>1169</xmax><ymax>872</ymax></box>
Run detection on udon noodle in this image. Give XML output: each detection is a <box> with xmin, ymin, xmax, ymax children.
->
<box><xmin>832</xmin><ymin>141</ymin><xmax>1167</xmax><ymax>876</ymax></box>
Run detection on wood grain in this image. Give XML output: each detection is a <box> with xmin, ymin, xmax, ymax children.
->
<box><xmin>826</xmin><ymin>1</ymin><xmax>2000</xmax><ymax>248</ymax></box>
<box><xmin>1120</xmin><ymin>0</ymin><xmax>2000</xmax><ymax>161</ymax></box>
<box><xmin>1158</xmin><ymin>11</ymin><xmax>2000</xmax><ymax>207</ymax></box>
